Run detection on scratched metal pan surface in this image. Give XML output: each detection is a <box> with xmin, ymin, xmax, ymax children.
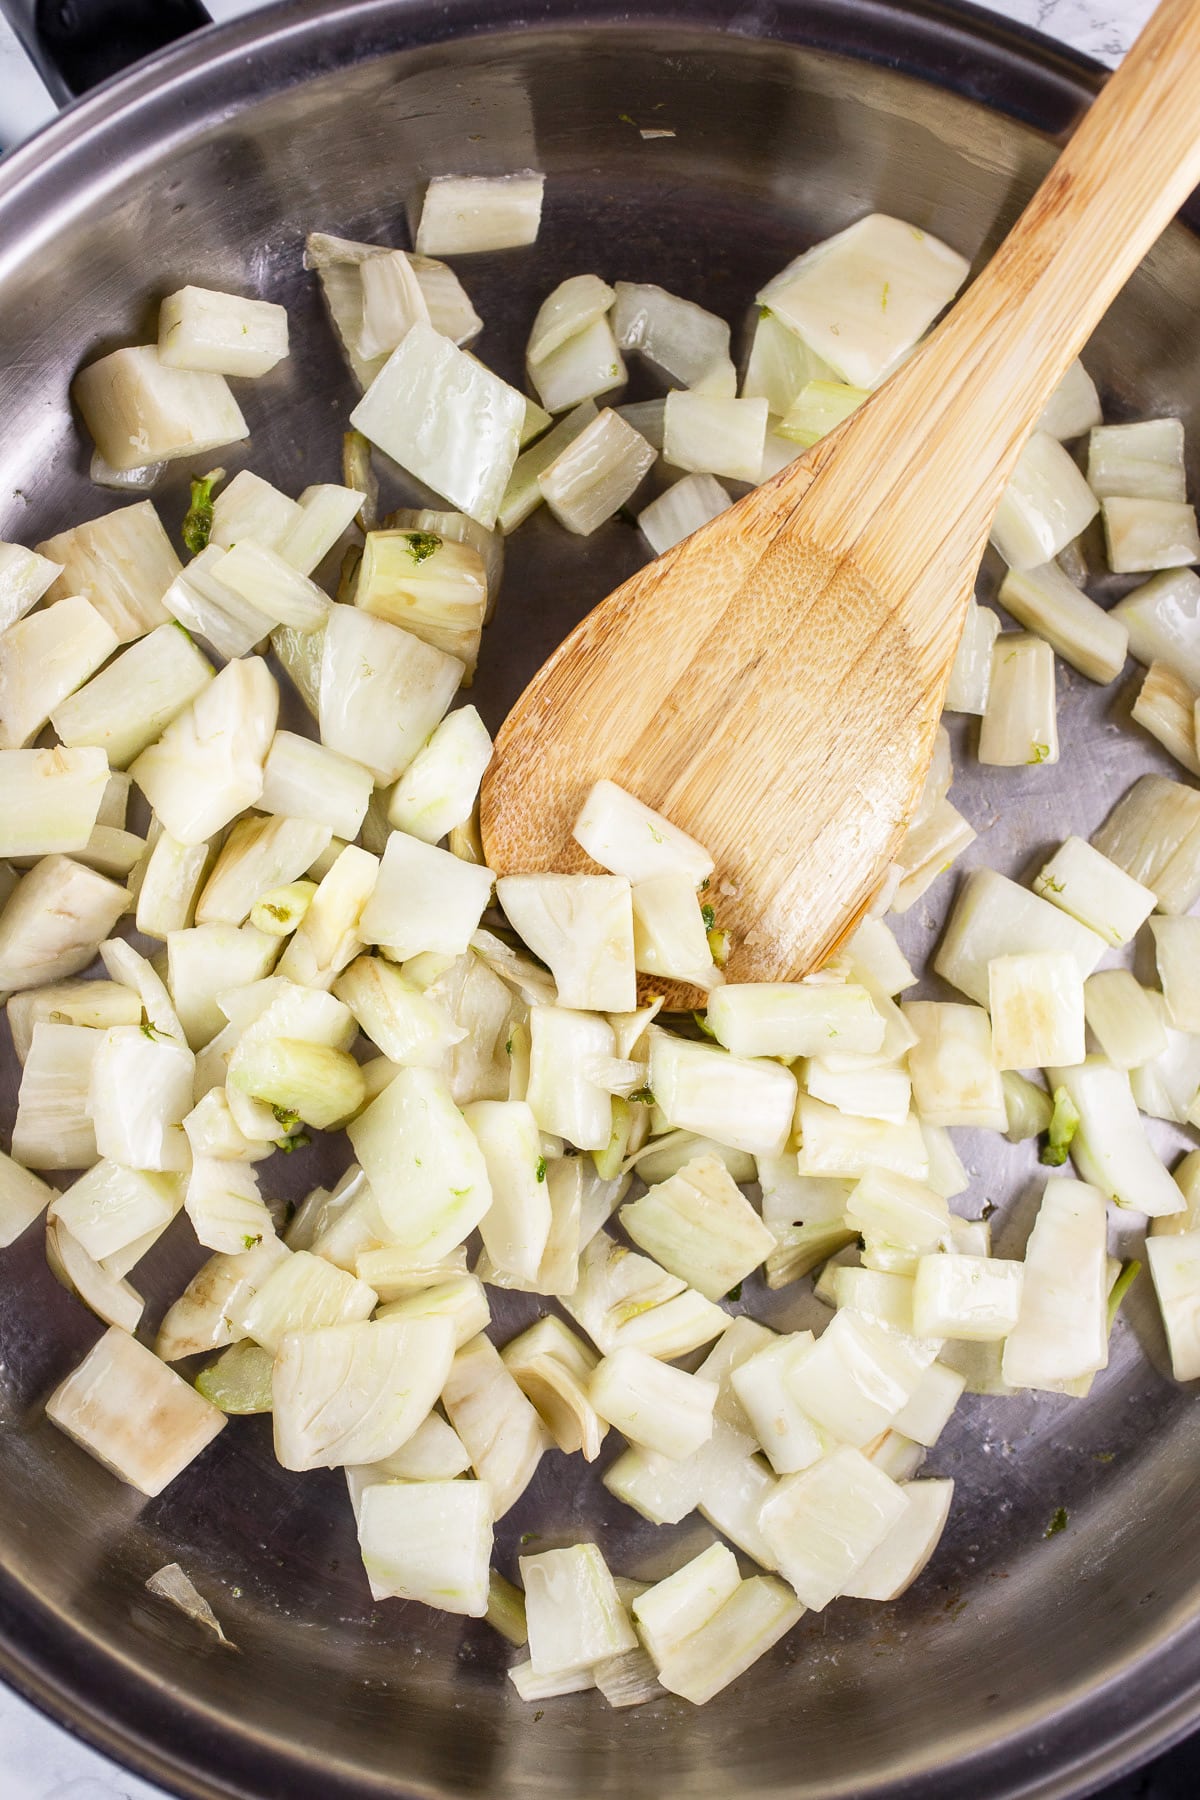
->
<box><xmin>0</xmin><ymin>2</ymin><xmax>1198</xmax><ymax>1796</ymax></box>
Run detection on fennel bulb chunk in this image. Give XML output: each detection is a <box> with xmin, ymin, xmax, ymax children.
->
<box><xmin>358</xmin><ymin>1478</ymin><xmax>493</xmax><ymax>1614</ymax></box>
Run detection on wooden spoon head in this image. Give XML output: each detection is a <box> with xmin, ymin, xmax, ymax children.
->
<box><xmin>481</xmin><ymin>439</ymin><xmax>966</xmax><ymax>984</ymax></box>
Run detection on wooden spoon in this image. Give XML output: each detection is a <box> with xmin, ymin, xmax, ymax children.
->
<box><xmin>480</xmin><ymin>0</ymin><xmax>1200</xmax><ymax>986</ymax></box>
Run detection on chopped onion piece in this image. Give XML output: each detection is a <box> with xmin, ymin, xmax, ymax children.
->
<box><xmin>844</xmin><ymin>1167</ymin><xmax>952</xmax><ymax>1262</ymax></box>
<box><xmin>12</xmin><ymin>1021</ymin><xmax>101</xmax><ymax>1169</ymax></box>
<box><xmin>730</xmin><ymin>1334</ymin><xmax>825</xmax><ymax>1474</ymax></box>
<box><xmin>890</xmin><ymin>1363</ymin><xmax>965</xmax><ymax>1449</ymax></box>
<box><xmin>233</xmin><ymin>1248</ymin><xmax>376</xmax><ymax>1356</ymax></box>
<box><xmin>528</xmin><ymin>313</ymin><xmax>626</xmax><ymax>414</ymax></box>
<box><xmin>52</xmin><ymin>622</ymin><xmax>214</xmax><ymax>770</ymax></box>
<box><xmin>902</xmin><ymin>1001</ymin><xmax>1007</xmax><ymax>1127</ymax></box>
<box><xmin>1092</xmin><ymin>773</ymin><xmax>1200</xmax><ymax>915</ymax></box>
<box><xmin>209</xmin><ymin>469</ymin><xmax>300</xmax><ymax>553</ymax></box>
<box><xmin>354</xmin><ymin>529</ymin><xmax>487</xmax><ymax>677</ymax></box>
<box><xmin>653</xmin><ymin>1575</ymin><xmax>802</xmax><ymax>1706</ymax></box>
<box><xmin>0</xmin><ymin>747</ymin><xmax>109</xmax><ymax>859</ymax></box>
<box><xmin>1083</xmin><ymin>969</ymin><xmax>1167</xmax><ymax>1070</ymax></box>
<box><xmin>648</xmin><ymin>1028</ymin><xmax>796</xmax><ymax>1157</ymax></box>
<box><xmin>525</xmin><ymin>1006</ymin><xmax>614</xmax><ymax>1151</ymax></box>
<box><xmin>0</xmin><ymin>596</ymin><xmax>117</xmax><ymax>750</ymax></box>
<box><xmin>631</xmin><ymin>872</ymin><xmax>718</xmax><ymax>986</ymax></box>
<box><xmin>464</xmin><ymin>1099</ymin><xmax>552</xmax><ymax>1284</ymax></box>
<box><xmin>777</xmin><ymin>379</ymin><xmax>867</xmax><ymax>447</ymax></box>
<box><xmin>50</xmin><ymin>1160</ymin><xmax>179</xmax><ymax>1264</ymax></box>
<box><xmin>889</xmin><ymin>799</ymin><xmax>977</xmax><ymax>915</ymax></box>
<box><xmin>159</xmin><ymin>285</ymin><xmax>288</xmax><ymax>377</ymax></box>
<box><xmin>564</xmin><ymin>1227</ymin><xmax>728</xmax><ymax>1360</ymax></box>
<box><xmin>1149</xmin><ymin>915</ymin><xmax>1200</xmax><ymax>1030</ymax></box>
<box><xmin>38</xmin><ymin>500</ymin><xmax>178</xmax><ymax>643</ymax></box>
<box><xmin>0</xmin><ymin>1150</ymin><xmax>54</xmax><ymax>1248</ymax></box>
<box><xmin>1113</xmin><ymin>567</ymin><xmax>1200</xmax><ymax>687</ymax></box>
<box><xmin>497</xmin><ymin>399</ymin><xmax>600</xmax><ymax>532</ymax></box>
<box><xmin>360</xmin><ymin>832</ymin><xmax>494</xmax><ymax>962</ymax></box>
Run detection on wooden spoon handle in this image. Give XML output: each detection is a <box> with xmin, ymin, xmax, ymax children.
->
<box><xmin>797</xmin><ymin>0</ymin><xmax>1200</xmax><ymax>599</ymax></box>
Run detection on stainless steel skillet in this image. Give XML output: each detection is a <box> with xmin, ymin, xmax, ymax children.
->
<box><xmin>0</xmin><ymin>3</ymin><xmax>1198</xmax><ymax>1797</ymax></box>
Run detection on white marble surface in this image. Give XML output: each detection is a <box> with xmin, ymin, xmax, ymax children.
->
<box><xmin>0</xmin><ymin>0</ymin><xmax>1151</xmax><ymax>1793</ymax></box>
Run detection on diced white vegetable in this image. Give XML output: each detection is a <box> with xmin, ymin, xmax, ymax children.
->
<box><xmin>87</xmin><ymin>1026</ymin><xmax>193</xmax><ymax>1172</ymax></box>
<box><xmin>184</xmin><ymin>1157</ymin><xmax>274</xmax><ymax>1255</ymax></box>
<box><xmin>501</xmin><ymin>1314</ymin><xmax>605</xmax><ymax>1458</ymax></box>
<box><xmin>1132</xmin><ymin>660</ymin><xmax>1200</xmax><ymax>777</ymax></box>
<box><xmin>521</xmin><ymin>1542</ymin><xmax>635</xmax><ymax>1678</ymax></box>
<box><xmin>891</xmin><ymin>1362</ymin><xmax>965</xmax><ymax>1448</ymax></box>
<box><xmin>537</xmin><ymin>408</ymin><xmax>655</xmax><ymax>534</ymax></box>
<box><xmin>0</xmin><ymin>1150</ymin><xmax>55</xmax><ymax>1248</ymax></box>
<box><xmin>130</xmin><ymin>655</ymin><xmax>276</xmax><ymax>845</ymax></box>
<box><xmin>0</xmin><ymin>856</ymin><xmax>129</xmax><ymax>993</ymax></box>
<box><xmin>777</xmin><ymin>378</ymin><xmax>868</xmax><ymax>447</ymax></box>
<box><xmin>788</xmin><ymin>1310</ymin><xmax>937</xmax><ymax>1452</ymax></box>
<box><xmin>351</xmin><ymin>249</ymin><xmax>430</xmax><ymax>359</ymax></box>
<box><xmin>1037</xmin><ymin>359</ymin><xmax>1102</xmax><ymax>440</ymax></box>
<box><xmin>318</xmin><ymin>603</ymin><xmax>463</xmax><ymax>784</ymax></box>
<box><xmin>415</xmin><ymin>172</ymin><xmax>544</xmax><ymax>254</ymax></box>
<box><xmin>158</xmin><ymin>284</ymin><xmax>288</xmax><ymax>377</ymax></box>
<box><xmin>525</xmin><ymin>1006</ymin><xmax>614</xmax><ymax>1151</ymax></box>
<box><xmin>51</xmin><ymin>621</ymin><xmax>213</xmax><ymax>770</ymax></box>
<box><xmin>1112</xmin><ymin>568</ymin><xmax>1200</xmax><ymax>688</ymax></box>
<box><xmin>37</xmin><ymin>501</ymin><xmax>178</xmax><ymax>642</ymax></box>
<box><xmin>573</xmin><ymin>779</ymin><xmax>713</xmax><ymax>885</ymax></box>
<box><xmin>49</xmin><ymin>1161</ymin><xmax>179</xmax><ymax>1265</ymax></box>
<box><xmin>630</xmin><ymin>873</ymin><xmax>718</xmax><ymax>987</ymax></box>
<box><xmin>233</xmin><ymin>1248</ymin><xmax>376</xmax><ymax>1355</ymax></box>
<box><xmin>358</xmin><ymin>1478</ymin><xmax>492</xmax><ymax>1614</ymax></box>
<box><xmin>47</xmin><ymin>1332</ymin><xmax>219</xmax><ymax>1506</ymax></box>
<box><xmin>911</xmin><ymin>1255</ymin><xmax>1023</xmax><ymax>1342</ymax></box>
<box><xmin>359</xmin><ymin>832</ymin><xmax>493</xmax><ymax>961</ymax></box>
<box><xmin>1092</xmin><ymin>773</ymin><xmax>1200</xmax><ymax>915</ymax></box>
<box><xmin>1128</xmin><ymin>1009</ymin><xmax>1200</xmax><ymax>1124</ymax></box>
<box><xmin>462</xmin><ymin>1099</ymin><xmax>552</xmax><ymax>1284</ymax></box>
<box><xmin>1032</xmin><ymin>836</ymin><xmax>1155</xmax><ymax>949</ymax></box>
<box><xmin>741</xmin><ymin>308</ymin><xmax>834</xmax><ymax>413</ymax></box>
<box><xmin>590</xmin><ymin>1346</ymin><xmax>716</xmax><ymax>1460</ymax></box>
<box><xmin>1103</xmin><ymin>497</ymin><xmax>1200</xmax><ymax>573</ymax></box>
<box><xmin>347</xmin><ymin>1065</ymin><xmax>492</xmax><ymax>1258</ymax></box>
<box><xmin>760</xmin><ymin>1443</ymin><xmax>907</xmax><ymax>1610</ymax></box>
<box><xmin>12</xmin><ymin>1021</ymin><xmax>99</xmax><ymax>1169</ymax></box>
<box><xmin>354</xmin><ymin>529</ymin><xmax>486</xmax><ymax>677</ymax></box>
<box><xmin>637</xmin><ymin>473</ymin><xmax>731</xmax><ymax>556</ymax></box>
<box><xmin>729</xmin><ymin>1335</ymin><xmax>825</xmax><ymax>1474</ymax></box>
<box><xmin>987</xmin><ymin>952</ymin><xmax>1085</xmax><ymax>1070</ymax></box>
<box><xmin>1048</xmin><ymin>1058</ymin><xmax>1184</xmax><ymax>1216</ymax></box>
<box><xmin>273</xmin><ymin>1314</ymin><xmax>455</xmax><ymax>1470</ymax></box>
<box><xmin>934</xmin><ymin>868</ymin><xmax>1106</xmax><ymax>1006</ymax></box>
<box><xmin>442</xmin><ymin>1332</ymin><xmax>548</xmax><ymax>1516</ymax></box>
<box><xmin>208</xmin><ymin>470</ymin><xmax>299</xmax><ymax>553</ymax></box>
<box><xmin>0</xmin><ymin>596</ymin><xmax>117</xmax><ymax>751</ymax></box>
<box><xmin>998</xmin><ymin>562</ymin><xmax>1128</xmax><ymax>684</ymax></box>
<box><xmin>497</xmin><ymin>874</ymin><xmax>634</xmax><ymax>1012</ymax></box>
<box><xmin>889</xmin><ymin>797</ymin><xmax>977</xmax><ymax>915</ymax></box>
<box><xmin>621</xmin><ymin>1154</ymin><xmax>774</xmax><ymax>1301</ymax></box>
<box><xmin>1146</xmin><ymin>1232</ymin><xmax>1200</xmax><ymax>1380</ymax></box>
<box><xmin>1087</xmin><ymin>417</ymin><xmax>1185</xmax><ymax>502</ymax></box>
<box><xmin>804</xmin><ymin>1058</ymin><xmax>911</xmax><ymax>1125</ymax></box>
<box><xmin>0</xmin><ymin>541</ymin><xmax>61</xmax><ymax>633</ymax></box>
<box><xmin>249</xmin><ymin>881</ymin><xmax>315</xmax><ymax>938</ymax></box>
<box><xmin>212</xmin><ymin>541</ymin><xmax>328</xmax><ymax>636</ymax></box>
<box><xmin>832</xmin><ymin>1267</ymin><xmax>917</xmax><ymax>1332</ymax></box>
<box><xmin>902</xmin><ymin>1001</ymin><xmax>1007</xmax><ymax>1127</ymax></box>
<box><xmin>1002</xmin><ymin>1179</ymin><xmax>1110</xmax><ymax>1388</ymax></box>
<box><xmin>564</xmin><ymin>1228</ymin><xmax>728</xmax><ymax>1360</ymax></box>
<box><xmin>612</xmin><ymin>281</ymin><xmax>731</xmax><ymax>387</ymax></box>
<box><xmin>943</xmin><ymin>600</ymin><xmax>1000</xmax><ymax>713</ymax></box>
<box><xmin>708</xmin><ymin>981</ymin><xmax>884</xmax><ymax>1059</ymax></box>
<box><xmin>758</xmin><ymin>215</ymin><xmax>968</xmax><ymax>388</ymax></box>
<box><xmin>45</xmin><ymin>1216</ymin><xmax>144</xmax><ymax>1332</ymax></box>
<box><xmin>990</xmin><ymin>433</ymin><xmax>1099</xmax><ymax>571</ymax></box>
<box><xmin>1083</xmin><ymin>969</ymin><xmax>1167</xmax><ymax>1070</ymax></box>
<box><xmin>345</xmin><ymin>1416</ymin><xmax>472</xmax><ymax>1501</ymax></box>
<box><xmin>653</xmin><ymin>1575</ymin><xmax>802</xmax><ymax>1706</ymax></box>
<box><xmin>386</xmin><ymin>706</ymin><xmax>491</xmax><ymax>844</ymax></box>
<box><xmin>73</xmin><ymin>345</ymin><xmax>248</xmax><ymax>471</ymax></box>
<box><xmin>844</xmin><ymin>1167</ymin><xmax>952</xmax><ymax>1263</ymax></box>
<box><xmin>350</xmin><ymin>323</ymin><xmax>523</xmax><ymax>528</ymax></box>
<box><xmin>979</xmin><ymin>633</ymin><xmax>1058</xmax><ymax>767</ymax></box>
<box><xmin>0</xmin><ymin>747</ymin><xmax>109</xmax><ymax>859</ymax></box>
<box><xmin>334</xmin><ymin>954</ymin><xmax>463</xmax><ymax>1067</ymax></box>
<box><xmin>648</xmin><ymin>1028</ymin><xmax>796</xmax><ymax>1157</ymax></box>
<box><xmin>194</xmin><ymin>816</ymin><xmax>330</xmax><ymax>928</ymax></box>
<box><xmin>527</xmin><ymin>274</ymin><xmax>615</xmax><ymax>365</ymax></box>
<box><xmin>1150</xmin><ymin>915</ymin><xmax>1200</xmax><ymax>1030</ymax></box>
<box><xmin>6</xmin><ymin>980</ymin><xmax>139</xmax><ymax>1064</ymax></box>
<box><xmin>662</xmin><ymin>392</ymin><xmax>768</xmax><ymax>483</ymax></box>
<box><xmin>153</xmin><ymin>1235</ymin><xmax>289</xmax><ymax>1362</ymax></box>
<box><xmin>527</xmin><ymin>313</ymin><xmax>626</xmax><ymax>414</ymax></box>
<box><xmin>795</xmin><ymin>1096</ymin><xmax>928</xmax><ymax>1180</ymax></box>
<box><xmin>628</xmin><ymin>1131</ymin><xmax>754</xmax><ymax>1190</ymax></box>
<box><xmin>277</xmin><ymin>843</ymin><xmax>378</xmax><ymax>989</ymax></box>
<box><xmin>632</xmin><ymin>1542</ymin><xmax>741</xmax><ymax>1668</ymax></box>
<box><xmin>497</xmin><ymin>400</ymin><xmax>600</xmax><ymax>532</ymax></box>
<box><xmin>245</xmin><ymin>733</ymin><xmax>367</xmax><ymax>844</ymax></box>
<box><xmin>279</xmin><ymin>482</ymin><xmax>365</xmax><ymax>577</ymax></box>
<box><xmin>841</xmin><ymin>1477</ymin><xmax>954</xmax><ymax>1601</ymax></box>
<box><xmin>162</xmin><ymin>544</ymin><xmax>276</xmax><ymax>661</ymax></box>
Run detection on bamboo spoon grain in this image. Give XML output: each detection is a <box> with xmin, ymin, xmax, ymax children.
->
<box><xmin>480</xmin><ymin>0</ymin><xmax>1200</xmax><ymax>983</ymax></box>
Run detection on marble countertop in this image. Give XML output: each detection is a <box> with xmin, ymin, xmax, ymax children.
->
<box><xmin>0</xmin><ymin>0</ymin><xmax>1161</xmax><ymax>1794</ymax></box>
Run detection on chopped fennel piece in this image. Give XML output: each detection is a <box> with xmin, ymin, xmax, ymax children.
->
<box><xmin>997</xmin><ymin>562</ymin><xmax>1129</xmax><ymax>684</ymax></box>
<box><xmin>45</xmin><ymin>1216</ymin><xmax>144</xmax><ymax>1333</ymax></box>
<box><xmin>184</xmin><ymin>1157</ymin><xmax>274</xmax><ymax>1255</ymax></box>
<box><xmin>611</xmin><ymin>282</ymin><xmax>733</xmax><ymax>390</ymax></box>
<box><xmin>1132</xmin><ymin>660</ymin><xmax>1200</xmax><ymax>776</ymax></box>
<box><xmin>49</xmin><ymin>1161</ymin><xmax>179</xmax><ymax>1265</ymax></box>
<box><xmin>1112</xmin><ymin>568</ymin><xmax>1200</xmax><ymax>687</ymax></box>
<box><xmin>652</xmin><ymin>1575</ymin><xmax>802</xmax><ymax>1706</ymax></box>
<box><xmin>0</xmin><ymin>1152</ymin><xmax>58</xmax><ymax>1248</ymax></box>
<box><xmin>648</xmin><ymin>1028</ymin><xmax>796</xmax><ymax>1157</ymax></box>
<box><xmin>1002</xmin><ymin>1179</ymin><xmax>1110</xmax><ymax>1388</ymax></box>
<box><xmin>353</xmin><ymin>529</ymin><xmax>486</xmax><ymax>677</ymax></box>
<box><xmin>233</xmin><ymin>1248</ymin><xmax>376</xmax><ymax>1356</ymax></box>
<box><xmin>497</xmin><ymin>399</ymin><xmax>600</xmax><ymax>532</ymax></box>
<box><xmin>777</xmin><ymin>378</ymin><xmax>868</xmax><ymax>447</ymax></box>
<box><xmin>527</xmin><ymin>312</ymin><xmax>626</xmax><ymax>413</ymax></box>
<box><xmin>589</xmin><ymin>1346</ymin><xmax>716</xmax><ymax>1460</ymax></box>
<box><xmin>1103</xmin><ymin>496</ymin><xmax>1200</xmax><ymax>573</ymax></box>
<box><xmin>1087</xmin><ymin>418</ymin><xmax>1186</xmax><ymax>502</ymax></box>
<box><xmin>1084</xmin><ymin>969</ymin><xmax>1168</xmax><ymax>1070</ymax></box>
<box><xmin>563</xmin><ymin>1228</ymin><xmax>728</xmax><ymax>1360</ymax></box>
<box><xmin>632</xmin><ymin>1543</ymin><xmax>741</xmax><ymax>1667</ymax></box>
<box><xmin>841</xmin><ymin>1477</ymin><xmax>954</xmax><ymax>1601</ymax></box>
<box><xmin>521</xmin><ymin>1542</ymin><xmax>636</xmax><ymax>1680</ymax></box>
<box><xmin>355</xmin><ymin>249</ymin><xmax>431</xmax><ymax>359</ymax></box>
<box><xmin>87</xmin><ymin>1026</ymin><xmax>193</xmax><ymax>1173</ymax></box>
<box><xmin>1033</xmin><ymin>836</ymin><xmax>1155</xmax><ymax>947</ymax></box>
<box><xmin>318</xmin><ymin>603</ymin><xmax>463</xmax><ymax>785</ymax></box>
<box><xmin>249</xmin><ymin>882</ymin><xmax>316</xmax><ymax>938</ymax></box>
<box><xmin>350</xmin><ymin>322</ymin><xmax>524</xmax><ymax>528</ymax></box>
<box><xmin>631</xmin><ymin>873</ymin><xmax>718</xmax><ymax>986</ymax></box>
<box><xmin>844</xmin><ymin>1168</ymin><xmax>952</xmax><ymax>1261</ymax></box>
<box><xmin>615</xmin><ymin>399</ymin><xmax>667</xmax><ymax>450</ymax></box>
<box><xmin>6</xmin><ymin>978</ymin><xmax>140</xmax><ymax>1062</ymax></box>
<box><xmin>72</xmin><ymin>345</ymin><xmax>248</xmax><ymax>471</ymax></box>
<box><xmin>934</xmin><ymin>868</ymin><xmax>1106</xmax><ymax>1007</ymax></box>
<box><xmin>13</xmin><ymin>1021</ymin><xmax>101</xmax><ymax>1169</ymax></box>
<box><xmin>209</xmin><ymin>469</ymin><xmax>300</xmax><ymax>553</ymax></box>
<box><xmin>921</xmin><ymin>1125</ymin><xmax>969</xmax><ymax>1200</ymax></box>
<box><xmin>785</xmin><ymin>1310</ymin><xmax>937</xmax><ymax>1448</ymax></box>
<box><xmin>415</xmin><ymin>171</ymin><xmax>544</xmax><ymax>255</ymax></box>
<box><xmin>345</xmin><ymin>1415</ymin><xmax>472</xmax><ymax>1497</ymax></box>
<box><xmin>158</xmin><ymin>284</ymin><xmax>288</xmax><ymax>377</ymax></box>
<box><xmin>130</xmin><ymin>655</ymin><xmax>277</xmax><ymax>845</ymax></box>
<box><xmin>497</xmin><ymin>873</ymin><xmax>635</xmax><ymax>1012</ymax></box>
<box><xmin>387</xmin><ymin>705</ymin><xmax>492</xmax><ymax>844</ymax></box>
<box><xmin>621</xmin><ymin>1154</ymin><xmax>773</xmax><ymax>1302</ymax></box>
<box><xmin>442</xmin><ymin>1332</ymin><xmax>548</xmax><ymax>1517</ymax></box>
<box><xmin>360</xmin><ymin>831</ymin><xmax>493</xmax><ymax>961</ymax></box>
<box><xmin>51</xmin><ymin>622</ymin><xmax>214</xmax><ymax>770</ymax></box>
<box><xmin>943</xmin><ymin>600</ymin><xmax>1000</xmax><ymax>713</ymax></box>
<box><xmin>358</xmin><ymin>1478</ymin><xmax>492</xmax><ymax>1615</ymax></box>
<box><xmin>1150</xmin><ymin>915</ymin><xmax>1200</xmax><ymax>1030</ymax></box>
<box><xmin>630</xmin><ymin>1130</ymin><xmax>755</xmax><ymax>1188</ymax></box>
<box><xmin>979</xmin><ymin>632</ymin><xmax>1058</xmax><ymax>766</ymax></box>
<box><xmin>804</xmin><ymin>1058</ymin><xmax>911</xmax><ymax>1125</ymax></box>
<box><xmin>1146</xmin><ymin>1232</ymin><xmax>1200</xmax><ymax>1380</ymax></box>
<box><xmin>759</xmin><ymin>1443</ymin><xmax>907</xmax><ymax>1610</ymax></box>
<box><xmin>1048</xmin><ymin>1059</ymin><xmax>1184</xmax><ymax>1216</ymax></box>
<box><xmin>707</xmin><ymin>980</ymin><xmax>884</xmax><ymax>1059</ymax></box>
<box><xmin>501</xmin><ymin>1314</ymin><xmax>605</xmax><ymax>1459</ymax></box>
<box><xmin>0</xmin><ymin>856</ymin><xmax>129</xmax><ymax>994</ymax></box>
<box><xmin>376</xmin><ymin>1270</ymin><xmax>489</xmax><ymax>1349</ymax></box>
<box><xmin>758</xmin><ymin>214</ymin><xmax>968</xmax><ymax>388</ymax></box>
<box><xmin>1127</xmin><ymin>1013</ymin><xmax>1200</xmax><ymax>1124</ymax></box>
<box><xmin>508</xmin><ymin>1661</ymin><xmax>597</xmax><ymax>1701</ymax></box>
<box><xmin>990</xmin><ymin>433</ymin><xmax>1099</xmax><ymax>571</ymax></box>
<box><xmin>890</xmin><ymin>1362</ymin><xmax>965</xmax><ymax>1448</ymax></box>
<box><xmin>729</xmin><ymin>1334</ymin><xmax>826</xmax><ymax>1474</ymax></box>
<box><xmin>911</xmin><ymin>1255</ymin><xmax>1023</xmax><ymax>1342</ymax></box>
<box><xmin>537</xmin><ymin>408</ymin><xmax>655</xmax><ymax>534</ymax></box>
<box><xmin>889</xmin><ymin>798</ymin><xmax>977</xmax><ymax>915</ymax></box>
<box><xmin>37</xmin><ymin>500</ymin><xmax>178</xmax><ymax>643</ymax></box>
<box><xmin>275</xmin><ymin>844</ymin><xmax>378</xmax><ymax>989</ymax></box>
<box><xmin>334</xmin><ymin>955</ymin><xmax>464</xmax><ymax>1067</ymax></box>
<box><xmin>463</xmin><ymin>1099</ymin><xmax>552</xmax><ymax>1284</ymax></box>
<box><xmin>46</xmin><ymin>1326</ymin><xmax>225</xmax><ymax>1496</ymax></box>
<box><xmin>637</xmin><ymin>473</ymin><xmax>731</xmax><ymax>556</ymax></box>
<box><xmin>573</xmin><ymin>779</ymin><xmax>713</xmax><ymax>885</ymax></box>
<box><xmin>902</xmin><ymin>1001</ymin><xmax>1007</xmax><ymax>1128</ymax></box>
<box><xmin>162</xmin><ymin>544</ymin><xmax>276</xmax><ymax>661</ymax></box>
<box><xmin>0</xmin><ymin>747</ymin><xmax>109</xmax><ymax>860</ymax></box>
<box><xmin>155</xmin><ymin>1235</ymin><xmax>289</xmax><ymax>1361</ymax></box>
<box><xmin>166</xmin><ymin>923</ymin><xmax>277</xmax><ymax>1047</ymax></box>
<box><xmin>527</xmin><ymin>273</ymin><xmax>615</xmax><ymax>364</ymax></box>
<box><xmin>214</xmin><ymin>539</ymin><xmax>329</xmax><ymax>632</ymax></box>
<box><xmin>347</xmin><ymin>1065</ymin><xmax>492</xmax><ymax>1258</ymax></box>
<box><xmin>662</xmin><ymin>392</ymin><xmax>768</xmax><ymax>483</ymax></box>
<box><xmin>832</xmin><ymin>1268</ymin><xmax>917</xmax><ymax>1333</ymax></box>
<box><xmin>987</xmin><ymin>952</ymin><xmax>1086</xmax><ymax>1071</ymax></box>
<box><xmin>757</xmin><ymin>1158</ymin><xmax>852</xmax><ymax>1232</ymax></box>
<box><xmin>795</xmin><ymin>1096</ymin><xmax>928</xmax><ymax>1180</ymax></box>
<box><xmin>0</xmin><ymin>596</ymin><xmax>117</xmax><ymax>750</ymax></box>
<box><xmin>183</xmin><ymin>1088</ymin><xmax>275</xmax><ymax>1164</ymax></box>
<box><xmin>279</xmin><ymin>482</ymin><xmax>366</xmax><ymax>577</ymax></box>
<box><xmin>1091</xmin><ymin>774</ymin><xmax>1200</xmax><ymax>915</ymax></box>
<box><xmin>526</xmin><ymin>1006</ymin><xmax>615</xmax><ymax>1150</ymax></box>
<box><xmin>145</xmin><ymin>1564</ymin><xmax>236</xmax><ymax>1649</ymax></box>
<box><xmin>256</xmin><ymin>732</ymin><xmax>373</xmax><ymax>841</ymax></box>
<box><xmin>0</xmin><ymin>540</ymin><xmax>61</xmax><ymax>632</ymax></box>
<box><xmin>273</xmin><ymin>1315</ymin><xmax>454</xmax><ymax>1471</ymax></box>
<box><xmin>195</xmin><ymin>816</ymin><xmax>331</xmax><ymax>927</ymax></box>
<box><xmin>1036</xmin><ymin>358</ymin><xmax>1102</xmax><ymax>440</ymax></box>
<box><xmin>741</xmin><ymin>307</ymin><xmax>835</xmax><ymax>414</ymax></box>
